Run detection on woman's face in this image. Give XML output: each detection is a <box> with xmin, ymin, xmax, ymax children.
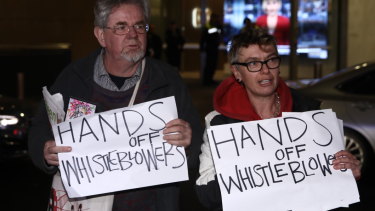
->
<box><xmin>263</xmin><ymin>0</ymin><xmax>282</xmax><ymax>16</ymax></box>
<box><xmin>231</xmin><ymin>44</ymin><xmax>280</xmax><ymax>99</ymax></box>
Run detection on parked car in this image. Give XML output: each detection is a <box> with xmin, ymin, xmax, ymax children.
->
<box><xmin>0</xmin><ymin>95</ymin><xmax>37</xmax><ymax>160</ymax></box>
<box><xmin>287</xmin><ymin>61</ymin><xmax>375</xmax><ymax>174</ymax></box>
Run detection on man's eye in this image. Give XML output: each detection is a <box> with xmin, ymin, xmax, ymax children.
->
<box><xmin>135</xmin><ymin>25</ymin><xmax>144</xmax><ymax>29</ymax></box>
<box><xmin>116</xmin><ymin>25</ymin><xmax>126</xmax><ymax>30</ymax></box>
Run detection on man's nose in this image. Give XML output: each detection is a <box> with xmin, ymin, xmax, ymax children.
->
<box><xmin>126</xmin><ymin>26</ymin><xmax>138</xmax><ymax>37</ymax></box>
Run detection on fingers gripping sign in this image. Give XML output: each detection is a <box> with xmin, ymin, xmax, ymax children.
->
<box><xmin>163</xmin><ymin>119</ymin><xmax>192</xmax><ymax>148</ymax></box>
<box><xmin>332</xmin><ymin>150</ymin><xmax>361</xmax><ymax>180</ymax></box>
<box><xmin>43</xmin><ymin>140</ymin><xmax>72</xmax><ymax>166</ymax></box>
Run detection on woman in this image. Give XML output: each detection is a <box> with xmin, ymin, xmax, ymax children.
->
<box><xmin>256</xmin><ymin>0</ymin><xmax>290</xmax><ymax>45</ymax></box>
<box><xmin>195</xmin><ymin>28</ymin><xmax>361</xmax><ymax>210</ymax></box>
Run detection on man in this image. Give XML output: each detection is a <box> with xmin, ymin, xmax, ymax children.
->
<box><xmin>28</xmin><ymin>0</ymin><xmax>203</xmax><ymax>210</ymax></box>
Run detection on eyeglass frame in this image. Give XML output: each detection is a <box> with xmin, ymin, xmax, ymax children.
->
<box><xmin>231</xmin><ymin>56</ymin><xmax>281</xmax><ymax>72</ymax></box>
<box><xmin>104</xmin><ymin>23</ymin><xmax>149</xmax><ymax>35</ymax></box>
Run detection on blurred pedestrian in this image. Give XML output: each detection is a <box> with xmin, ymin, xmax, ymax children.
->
<box><xmin>200</xmin><ymin>13</ymin><xmax>222</xmax><ymax>86</ymax></box>
<box><xmin>165</xmin><ymin>21</ymin><xmax>185</xmax><ymax>70</ymax></box>
<box><xmin>146</xmin><ymin>24</ymin><xmax>163</xmax><ymax>59</ymax></box>
<box><xmin>241</xmin><ymin>17</ymin><xmax>258</xmax><ymax>33</ymax></box>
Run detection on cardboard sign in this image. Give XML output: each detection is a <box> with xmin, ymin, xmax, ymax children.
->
<box><xmin>207</xmin><ymin>109</ymin><xmax>359</xmax><ymax>211</ymax></box>
<box><xmin>52</xmin><ymin>96</ymin><xmax>188</xmax><ymax>198</ymax></box>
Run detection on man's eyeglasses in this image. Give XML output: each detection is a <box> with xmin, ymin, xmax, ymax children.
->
<box><xmin>104</xmin><ymin>24</ymin><xmax>149</xmax><ymax>35</ymax></box>
<box><xmin>232</xmin><ymin>56</ymin><xmax>281</xmax><ymax>72</ymax></box>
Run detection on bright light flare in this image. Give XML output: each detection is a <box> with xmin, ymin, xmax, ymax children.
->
<box><xmin>0</xmin><ymin>115</ymin><xmax>19</xmax><ymax>127</ymax></box>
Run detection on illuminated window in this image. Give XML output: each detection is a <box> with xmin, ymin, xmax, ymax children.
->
<box><xmin>192</xmin><ymin>7</ymin><xmax>212</xmax><ymax>28</ymax></box>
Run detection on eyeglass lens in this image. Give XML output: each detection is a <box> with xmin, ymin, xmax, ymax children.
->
<box><xmin>248</xmin><ymin>57</ymin><xmax>280</xmax><ymax>72</ymax></box>
<box><xmin>108</xmin><ymin>24</ymin><xmax>148</xmax><ymax>35</ymax></box>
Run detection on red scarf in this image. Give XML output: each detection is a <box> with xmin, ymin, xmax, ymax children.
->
<box><xmin>214</xmin><ymin>75</ymin><xmax>293</xmax><ymax>121</ymax></box>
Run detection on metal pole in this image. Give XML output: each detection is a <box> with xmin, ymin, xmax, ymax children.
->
<box><xmin>337</xmin><ymin>0</ymin><xmax>348</xmax><ymax>70</ymax></box>
<box><xmin>17</xmin><ymin>72</ymin><xmax>24</xmax><ymax>100</ymax></box>
<box><xmin>200</xmin><ymin>0</ymin><xmax>207</xmax><ymax>82</ymax></box>
<box><xmin>201</xmin><ymin>0</ymin><xmax>207</xmax><ymax>26</ymax></box>
<box><xmin>314</xmin><ymin>61</ymin><xmax>322</xmax><ymax>78</ymax></box>
<box><xmin>289</xmin><ymin>0</ymin><xmax>299</xmax><ymax>80</ymax></box>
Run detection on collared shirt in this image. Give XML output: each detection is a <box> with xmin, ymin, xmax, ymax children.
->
<box><xmin>93</xmin><ymin>49</ymin><xmax>142</xmax><ymax>92</ymax></box>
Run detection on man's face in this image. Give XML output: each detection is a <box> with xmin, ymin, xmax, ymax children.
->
<box><xmin>98</xmin><ymin>4</ymin><xmax>147</xmax><ymax>63</ymax></box>
<box><xmin>231</xmin><ymin>44</ymin><xmax>280</xmax><ymax>99</ymax></box>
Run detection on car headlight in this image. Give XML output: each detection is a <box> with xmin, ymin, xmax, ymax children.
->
<box><xmin>0</xmin><ymin>115</ymin><xmax>19</xmax><ymax>127</ymax></box>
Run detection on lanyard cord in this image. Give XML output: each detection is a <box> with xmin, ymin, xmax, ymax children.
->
<box><xmin>128</xmin><ymin>59</ymin><xmax>145</xmax><ymax>107</ymax></box>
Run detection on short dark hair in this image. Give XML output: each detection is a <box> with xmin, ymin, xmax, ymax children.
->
<box><xmin>228</xmin><ymin>28</ymin><xmax>278</xmax><ymax>63</ymax></box>
<box><xmin>94</xmin><ymin>0</ymin><xmax>150</xmax><ymax>28</ymax></box>
<box><xmin>243</xmin><ymin>17</ymin><xmax>251</xmax><ymax>25</ymax></box>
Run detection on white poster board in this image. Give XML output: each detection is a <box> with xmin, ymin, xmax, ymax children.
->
<box><xmin>52</xmin><ymin>96</ymin><xmax>188</xmax><ymax>198</ymax></box>
<box><xmin>207</xmin><ymin>109</ymin><xmax>360</xmax><ymax>211</ymax></box>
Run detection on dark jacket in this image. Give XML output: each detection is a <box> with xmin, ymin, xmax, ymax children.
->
<box><xmin>195</xmin><ymin>76</ymin><xmax>320</xmax><ymax>211</ymax></box>
<box><xmin>28</xmin><ymin>48</ymin><xmax>203</xmax><ymax>211</ymax></box>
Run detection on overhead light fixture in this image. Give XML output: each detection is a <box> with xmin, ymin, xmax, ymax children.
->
<box><xmin>192</xmin><ymin>7</ymin><xmax>212</xmax><ymax>28</ymax></box>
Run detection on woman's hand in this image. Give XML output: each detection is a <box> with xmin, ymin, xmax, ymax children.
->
<box><xmin>332</xmin><ymin>150</ymin><xmax>361</xmax><ymax>180</ymax></box>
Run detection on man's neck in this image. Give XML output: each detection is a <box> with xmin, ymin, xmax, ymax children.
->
<box><xmin>103</xmin><ymin>55</ymin><xmax>142</xmax><ymax>77</ymax></box>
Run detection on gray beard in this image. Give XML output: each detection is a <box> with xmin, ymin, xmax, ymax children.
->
<box><xmin>121</xmin><ymin>50</ymin><xmax>145</xmax><ymax>63</ymax></box>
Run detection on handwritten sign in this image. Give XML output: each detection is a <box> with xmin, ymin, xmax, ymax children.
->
<box><xmin>207</xmin><ymin>109</ymin><xmax>359</xmax><ymax>211</ymax></box>
<box><xmin>52</xmin><ymin>96</ymin><xmax>188</xmax><ymax>198</ymax></box>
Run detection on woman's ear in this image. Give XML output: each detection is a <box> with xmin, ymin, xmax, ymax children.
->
<box><xmin>94</xmin><ymin>26</ymin><xmax>106</xmax><ymax>47</ymax></box>
<box><xmin>231</xmin><ymin>65</ymin><xmax>241</xmax><ymax>81</ymax></box>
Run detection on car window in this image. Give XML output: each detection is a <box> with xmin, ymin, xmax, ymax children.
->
<box><xmin>337</xmin><ymin>70</ymin><xmax>375</xmax><ymax>95</ymax></box>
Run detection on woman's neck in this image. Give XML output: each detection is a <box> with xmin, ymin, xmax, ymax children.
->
<box><xmin>250</xmin><ymin>92</ymin><xmax>280</xmax><ymax>119</ymax></box>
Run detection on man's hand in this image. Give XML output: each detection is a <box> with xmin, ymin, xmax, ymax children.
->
<box><xmin>43</xmin><ymin>140</ymin><xmax>72</xmax><ymax>166</ymax></box>
<box><xmin>163</xmin><ymin>119</ymin><xmax>192</xmax><ymax>148</ymax></box>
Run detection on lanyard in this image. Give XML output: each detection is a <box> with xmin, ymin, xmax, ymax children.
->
<box><xmin>128</xmin><ymin>59</ymin><xmax>145</xmax><ymax>107</ymax></box>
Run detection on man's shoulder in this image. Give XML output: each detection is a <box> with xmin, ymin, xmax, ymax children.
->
<box><xmin>144</xmin><ymin>57</ymin><xmax>183</xmax><ymax>89</ymax></box>
<box><xmin>64</xmin><ymin>49</ymin><xmax>100</xmax><ymax>70</ymax></box>
<box><xmin>146</xmin><ymin>57</ymin><xmax>179</xmax><ymax>75</ymax></box>
<box><xmin>73</xmin><ymin>49</ymin><xmax>101</xmax><ymax>67</ymax></box>
<box><xmin>61</xmin><ymin>48</ymin><xmax>100</xmax><ymax>78</ymax></box>
<box><xmin>146</xmin><ymin>57</ymin><xmax>173</xmax><ymax>67</ymax></box>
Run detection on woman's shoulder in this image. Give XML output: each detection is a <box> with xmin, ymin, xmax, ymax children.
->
<box><xmin>209</xmin><ymin>112</ymin><xmax>243</xmax><ymax>126</ymax></box>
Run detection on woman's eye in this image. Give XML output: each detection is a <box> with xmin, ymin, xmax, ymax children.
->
<box><xmin>248</xmin><ymin>61</ymin><xmax>258</xmax><ymax>66</ymax></box>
